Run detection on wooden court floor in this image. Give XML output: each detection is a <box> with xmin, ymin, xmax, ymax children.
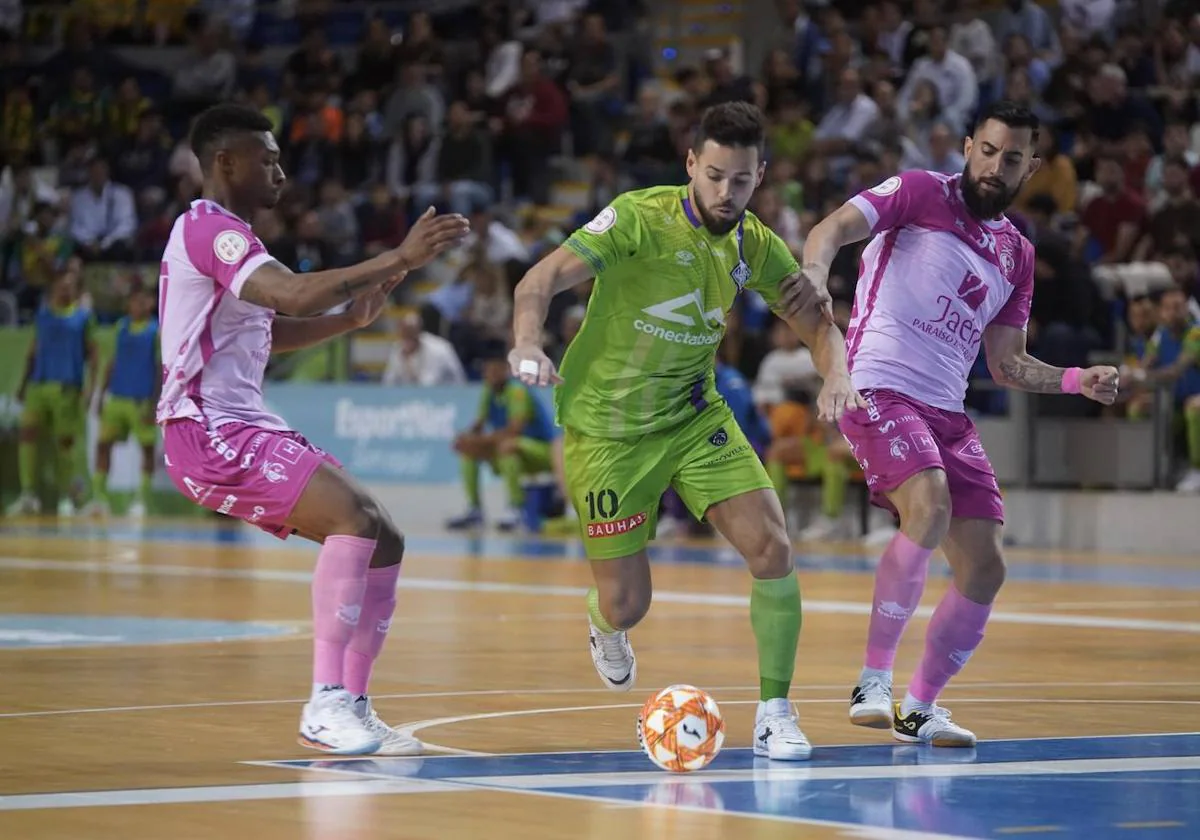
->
<box><xmin>1</xmin><ymin>519</ymin><xmax>1199</xmax><ymax>839</ymax></box>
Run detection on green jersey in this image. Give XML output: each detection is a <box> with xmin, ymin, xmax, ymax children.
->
<box><xmin>557</xmin><ymin>185</ymin><xmax>799</xmax><ymax>438</ymax></box>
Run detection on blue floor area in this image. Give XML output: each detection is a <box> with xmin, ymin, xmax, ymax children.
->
<box><xmin>5</xmin><ymin>521</ymin><xmax>1200</xmax><ymax>591</ymax></box>
<box><xmin>268</xmin><ymin>734</ymin><xmax>1200</xmax><ymax>838</ymax></box>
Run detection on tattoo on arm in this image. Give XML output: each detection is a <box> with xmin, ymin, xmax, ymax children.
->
<box><xmin>997</xmin><ymin>354</ymin><xmax>1065</xmax><ymax>393</ymax></box>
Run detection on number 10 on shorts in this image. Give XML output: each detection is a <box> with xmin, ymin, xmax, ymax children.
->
<box><xmin>585</xmin><ymin>489</ymin><xmax>619</xmax><ymax>520</ymax></box>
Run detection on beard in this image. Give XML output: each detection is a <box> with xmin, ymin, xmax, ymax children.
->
<box><xmin>693</xmin><ymin>189</ymin><xmax>743</xmax><ymax>236</ymax></box>
<box><xmin>960</xmin><ymin>168</ymin><xmax>1020</xmax><ymax>220</ymax></box>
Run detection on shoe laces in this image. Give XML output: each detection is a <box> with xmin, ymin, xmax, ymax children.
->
<box><xmin>762</xmin><ymin>707</ymin><xmax>805</xmax><ymax>739</ymax></box>
<box><xmin>318</xmin><ymin>690</ymin><xmax>362</xmax><ymax>726</ymax></box>
<box><xmin>859</xmin><ymin>675</ymin><xmax>891</xmax><ymax>700</ymax></box>
<box><xmin>596</xmin><ymin>630</ymin><xmax>629</xmax><ymax>664</ymax></box>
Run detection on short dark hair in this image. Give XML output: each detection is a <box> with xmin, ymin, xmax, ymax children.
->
<box><xmin>974</xmin><ymin>100</ymin><xmax>1040</xmax><ymax>145</ymax></box>
<box><xmin>190</xmin><ymin>104</ymin><xmax>274</xmax><ymax>170</ymax></box>
<box><xmin>692</xmin><ymin>101</ymin><xmax>766</xmax><ymax>155</ymax></box>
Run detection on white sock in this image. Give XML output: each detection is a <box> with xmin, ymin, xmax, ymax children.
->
<box><xmin>900</xmin><ymin>691</ymin><xmax>932</xmax><ymax>717</ymax></box>
<box><xmin>312</xmin><ymin>683</ymin><xmax>343</xmax><ymax>701</ymax></box>
<box><xmin>859</xmin><ymin>666</ymin><xmax>892</xmax><ymax>686</ymax></box>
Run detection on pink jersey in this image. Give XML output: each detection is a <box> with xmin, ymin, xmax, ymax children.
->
<box><xmin>846</xmin><ymin>170</ymin><xmax>1035</xmax><ymax>412</ymax></box>
<box><xmin>156</xmin><ymin>199</ymin><xmax>288</xmax><ymax>430</ymax></box>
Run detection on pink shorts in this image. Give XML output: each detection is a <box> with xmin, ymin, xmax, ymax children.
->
<box><xmin>838</xmin><ymin>388</ymin><xmax>1004</xmax><ymax>523</ymax></box>
<box><xmin>162</xmin><ymin>419</ymin><xmax>341</xmax><ymax>539</ymax></box>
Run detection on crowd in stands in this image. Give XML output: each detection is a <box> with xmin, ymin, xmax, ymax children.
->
<box><xmin>2</xmin><ymin>0</ymin><xmax>1199</xmax><ymax>500</ymax></box>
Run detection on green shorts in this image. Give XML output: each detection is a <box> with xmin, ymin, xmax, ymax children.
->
<box><xmin>563</xmin><ymin>404</ymin><xmax>773</xmax><ymax>560</ymax></box>
<box><xmin>21</xmin><ymin>381</ymin><xmax>82</xmax><ymax>440</ymax></box>
<box><xmin>100</xmin><ymin>396</ymin><xmax>158</xmax><ymax>447</ymax></box>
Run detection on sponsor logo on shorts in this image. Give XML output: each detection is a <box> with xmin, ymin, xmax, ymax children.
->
<box><xmin>709</xmin><ymin>428</ymin><xmax>728</xmax><ymax>447</ymax></box>
<box><xmin>241</xmin><ymin>432</ymin><xmax>270</xmax><ymax>468</ymax></box>
<box><xmin>272</xmin><ymin>437</ymin><xmax>306</xmax><ymax>465</ymax></box>
<box><xmin>335</xmin><ymin>604</ymin><xmax>362</xmax><ymax>626</ymax></box>
<box><xmin>260</xmin><ymin>461</ymin><xmax>288</xmax><ymax>483</ymax></box>
<box><xmin>877</xmin><ymin>414</ymin><xmax>919</xmax><ymax>434</ymax></box>
<box><xmin>700</xmin><ymin>443</ymin><xmax>750</xmax><ymax>468</ymax></box>
<box><xmin>910</xmin><ymin>431</ymin><xmax>937</xmax><ymax>453</ymax></box>
<box><xmin>957</xmin><ymin>438</ymin><xmax>987</xmax><ymax>460</ymax></box>
<box><xmin>217</xmin><ymin>494</ymin><xmax>237</xmax><ymax>515</ymax></box>
<box><xmin>587</xmin><ymin>512</ymin><xmax>648</xmax><ymax>538</ymax></box>
<box><xmin>865</xmin><ymin>394</ymin><xmax>881</xmax><ymax>423</ymax></box>
<box><xmin>249</xmin><ymin>505</ymin><xmax>266</xmax><ymax>523</ymax></box>
<box><xmin>182</xmin><ymin>476</ymin><xmax>212</xmax><ymax>502</ymax></box>
<box><xmin>206</xmin><ymin>428</ymin><xmax>238</xmax><ymax>462</ymax></box>
<box><xmin>888</xmin><ymin>436</ymin><xmax>910</xmax><ymax>461</ymax></box>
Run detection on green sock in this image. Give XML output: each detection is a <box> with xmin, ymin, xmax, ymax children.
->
<box><xmin>751</xmin><ymin>570</ymin><xmax>802</xmax><ymax>701</ymax></box>
<box><xmin>586</xmin><ymin>586</ymin><xmax>616</xmax><ymax>633</ymax></box>
<box><xmin>18</xmin><ymin>440</ymin><xmax>36</xmax><ymax>493</ymax></box>
<box><xmin>767</xmin><ymin>459</ymin><xmax>788</xmax><ymax>503</ymax></box>
<box><xmin>1186</xmin><ymin>406</ymin><xmax>1200</xmax><ymax>469</ymax></box>
<box><xmin>822</xmin><ymin>455</ymin><xmax>848</xmax><ymax>519</ymax></box>
<box><xmin>460</xmin><ymin>457</ymin><xmax>481</xmax><ymax>508</ymax></box>
<box><xmin>496</xmin><ymin>454</ymin><xmax>525</xmax><ymax>507</ymax></box>
<box><xmin>138</xmin><ymin>473</ymin><xmax>152</xmax><ymax>503</ymax></box>
<box><xmin>92</xmin><ymin>470</ymin><xmax>109</xmax><ymax>502</ymax></box>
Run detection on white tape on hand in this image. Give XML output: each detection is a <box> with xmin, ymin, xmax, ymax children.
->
<box><xmin>518</xmin><ymin>360</ymin><xmax>540</xmax><ymax>376</ymax></box>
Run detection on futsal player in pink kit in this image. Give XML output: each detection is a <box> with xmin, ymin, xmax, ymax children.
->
<box><xmin>156</xmin><ymin>104</ymin><xmax>470</xmax><ymax>755</ymax></box>
<box><xmin>799</xmin><ymin>101</ymin><xmax>1120</xmax><ymax>746</ymax></box>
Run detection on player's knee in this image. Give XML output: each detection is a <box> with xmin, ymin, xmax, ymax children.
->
<box><xmin>605</xmin><ymin>585</ymin><xmax>651</xmax><ymax>630</ymax></box>
<box><xmin>900</xmin><ymin>471</ymin><xmax>952</xmax><ymax>545</ymax></box>
<box><xmin>961</xmin><ymin>549</ymin><xmax>1006</xmax><ymax>602</ymax></box>
<box><xmin>340</xmin><ymin>494</ymin><xmax>388</xmax><ymax>540</ymax></box>
<box><xmin>747</xmin><ymin>519</ymin><xmax>792</xmax><ymax>579</ymax></box>
<box><xmin>371</xmin><ymin>519</ymin><xmax>405</xmax><ymax>568</ymax></box>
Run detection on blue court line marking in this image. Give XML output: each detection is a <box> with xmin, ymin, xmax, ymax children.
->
<box><xmin>0</xmin><ymin>614</ymin><xmax>297</xmax><ymax>649</ymax></box>
<box><xmin>4</xmin><ymin>522</ymin><xmax>1200</xmax><ymax>591</ymax></box>
<box><xmin>254</xmin><ymin>735</ymin><xmax>1200</xmax><ymax>839</ymax></box>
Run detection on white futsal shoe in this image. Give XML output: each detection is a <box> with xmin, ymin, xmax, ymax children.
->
<box><xmin>753</xmin><ymin>698</ymin><xmax>813</xmax><ymax>761</ymax></box>
<box><xmin>849</xmin><ymin>674</ymin><xmax>894</xmax><ymax>729</ymax></box>
<box><xmin>353</xmin><ymin>696</ymin><xmax>424</xmax><ymax>756</ymax></box>
<box><xmin>892</xmin><ymin>701</ymin><xmax>977</xmax><ymax>747</ymax></box>
<box><xmin>588</xmin><ymin>617</ymin><xmax>637</xmax><ymax>691</ymax></box>
<box><xmin>298</xmin><ymin>688</ymin><xmax>382</xmax><ymax>755</ymax></box>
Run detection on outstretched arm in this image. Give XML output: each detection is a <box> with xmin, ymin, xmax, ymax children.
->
<box><xmin>510</xmin><ymin>246</ymin><xmax>596</xmax><ymax>385</ymax></box>
<box><xmin>783</xmin><ymin>304</ymin><xmax>867</xmax><ymax>422</ymax></box>
<box><xmin>271</xmin><ymin>274</ymin><xmax>407</xmax><ymax>352</ymax></box>
<box><xmin>776</xmin><ymin>199</ymin><xmax>874</xmax><ymax>322</ymax></box>
<box><xmin>984</xmin><ymin>324</ymin><xmax>1119</xmax><ymax>403</ymax></box>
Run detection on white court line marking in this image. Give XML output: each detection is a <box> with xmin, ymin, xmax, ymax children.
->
<box><xmin>451</xmin><ymin>755</ymin><xmax>1200</xmax><ymax>790</ymax></box>
<box><xmin>4</xmin><ymin>681</ymin><xmax>1199</xmax><ymax>722</ymax></box>
<box><xmin>0</xmin><ymin>779</ymin><xmax>465</xmax><ymax>812</ymax></box>
<box><xmin>4</xmin><ymin>555</ymin><xmax>1200</xmax><ymax>635</ymax></box>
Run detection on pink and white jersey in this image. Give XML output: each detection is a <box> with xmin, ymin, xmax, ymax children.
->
<box><xmin>846</xmin><ymin>170</ymin><xmax>1035</xmax><ymax>412</ymax></box>
<box><xmin>156</xmin><ymin>199</ymin><xmax>288</xmax><ymax>430</ymax></box>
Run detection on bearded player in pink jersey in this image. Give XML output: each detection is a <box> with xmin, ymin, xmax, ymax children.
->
<box><xmin>156</xmin><ymin>104</ymin><xmax>469</xmax><ymax>756</ymax></box>
<box><xmin>801</xmin><ymin>101</ymin><xmax>1120</xmax><ymax>747</ymax></box>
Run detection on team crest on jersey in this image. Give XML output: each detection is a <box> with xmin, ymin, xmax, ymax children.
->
<box><xmin>999</xmin><ymin>247</ymin><xmax>1015</xmax><ymax>278</ymax></box>
<box><xmin>869</xmin><ymin>176</ymin><xmax>902</xmax><ymax>197</ymax></box>
<box><xmin>709</xmin><ymin>428</ymin><xmax>729</xmax><ymax>447</ymax></box>
<box><xmin>214</xmin><ymin>230</ymin><xmax>248</xmax><ymax>264</ymax></box>
<box><xmin>730</xmin><ymin>260</ymin><xmax>751</xmax><ymax>291</ymax></box>
<box><xmin>584</xmin><ymin>206</ymin><xmax>617</xmax><ymax>234</ymax></box>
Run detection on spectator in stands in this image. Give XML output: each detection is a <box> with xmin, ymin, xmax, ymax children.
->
<box><xmin>1136</xmin><ymin>157</ymin><xmax>1200</xmax><ymax>260</ymax></box>
<box><xmin>385</xmin><ymin>60</ymin><xmax>444</xmax><ymax>138</ymax></box>
<box><xmin>314</xmin><ymin>179</ymin><xmax>360</xmax><ymax>268</ymax></box>
<box><xmin>9</xmin><ymin>201</ymin><xmax>72</xmax><ymax>318</ymax></box>
<box><xmin>750</xmin><ymin>186</ymin><xmax>802</xmax><ymax>258</ymax></box>
<box><xmin>1080</xmin><ymin>154</ymin><xmax>1146</xmax><ymax>264</ymax></box>
<box><xmin>1084</xmin><ymin>63</ymin><xmax>1162</xmax><ymax>151</ymax></box>
<box><xmin>897</xmin><ymin>78</ymin><xmax>942</xmax><ymax>162</ymax></box>
<box><xmin>446</xmin><ymin>345</ymin><xmax>557</xmax><ymax>532</ymax></box>
<box><xmin>1123</xmin><ymin>287</ymin><xmax>1200</xmax><ymax>491</ymax></box>
<box><xmin>385</xmin><ymin>113</ymin><xmax>439</xmax><ymax>206</ymax></box>
<box><xmin>700</xmin><ymin>47</ymin><xmax>756</xmax><ymax>108</ymax></box>
<box><xmin>567</xmin><ymin>13</ymin><xmax>621</xmax><ymax>162</ymax></box>
<box><xmin>925</xmin><ymin>122</ymin><xmax>966</xmax><ymax>174</ymax></box>
<box><xmin>1002</xmin><ymin>33</ymin><xmax>1051</xmax><ymax>96</ymax></box>
<box><xmin>111</xmin><ymin>109</ymin><xmax>172</xmax><ymax>209</ymax></box>
<box><xmin>0</xmin><ymin>162</ymin><xmax>57</xmax><ymax>244</ymax></box>
<box><xmin>50</xmin><ymin>67</ymin><xmax>108</xmax><ymax>151</ymax></box>
<box><xmin>356</xmin><ymin>182</ymin><xmax>407</xmax><ymax>257</ymax></box>
<box><xmin>459</xmin><ymin>259</ymin><xmax>513</xmax><ymax>358</ymax></box>
<box><xmin>333</xmin><ymin>111</ymin><xmax>384</xmax><ymax>197</ymax></box>
<box><xmin>949</xmin><ymin>0</ymin><xmax>999</xmax><ymax>91</ymax></box>
<box><xmin>418</xmin><ymin>100</ymin><xmax>493</xmax><ymax>216</ymax></box>
<box><xmin>70</xmin><ymin>158</ymin><xmax>136</xmax><ymax>262</ymax></box>
<box><xmin>500</xmin><ymin>48</ymin><xmax>568</xmax><ymax>206</ymax></box>
<box><xmin>767</xmin><ymin>91</ymin><xmax>814</xmax><ymax>165</ymax></box>
<box><xmin>348</xmin><ymin>17</ymin><xmax>398</xmax><ymax>97</ymax></box>
<box><xmin>106</xmin><ymin>76</ymin><xmax>152</xmax><ymax>142</ymax></box>
<box><xmin>289</xmin><ymin>210</ymin><xmax>333</xmax><ymax>275</ymax></box>
<box><xmin>172</xmin><ymin>16</ymin><xmax>235</xmax><ymax>111</ymax></box>
<box><xmin>481</xmin><ymin>22</ymin><xmax>523</xmax><ymax>100</ymax></box>
<box><xmin>811</xmin><ymin>67</ymin><xmax>879</xmax><ymax>183</ymax></box>
<box><xmin>1</xmin><ymin>82</ymin><xmax>35</xmax><ymax>162</ymax></box>
<box><xmin>1146</xmin><ymin>120</ymin><xmax>1198</xmax><ymax>198</ymax></box>
<box><xmin>396</xmin><ymin>11</ymin><xmax>446</xmax><ymax>83</ymax></box>
<box><xmin>382</xmin><ymin>311</ymin><xmax>466</xmax><ymax>387</ymax></box>
<box><xmin>285</xmin><ymin>26</ymin><xmax>344</xmax><ymax>95</ymax></box>
<box><xmin>1015</xmin><ymin>124</ymin><xmax>1078</xmax><ymax>215</ymax></box>
<box><xmin>622</xmin><ymin>85</ymin><xmax>678</xmax><ymax>188</ymax></box>
<box><xmin>898</xmin><ymin>24</ymin><xmax>977</xmax><ymax>134</ymax></box>
<box><xmin>996</xmin><ymin>0</ymin><xmax>1061</xmax><ymax>66</ymax></box>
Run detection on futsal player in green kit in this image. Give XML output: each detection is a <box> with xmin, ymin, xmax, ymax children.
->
<box><xmin>447</xmin><ymin>344</ymin><xmax>556</xmax><ymax>531</ymax></box>
<box><xmin>8</xmin><ymin>270</ymin><xmax>99</xmax><ymax>517</ymax></box>
<box><xmin>509</xmin><ymin>102</ymin><xmax>865</xmax><ymax>760</ymax></box>
<box><xmin>84</xmin><ymin>284</ymin><xmax>161</xmax><ymax>519</ymax></box>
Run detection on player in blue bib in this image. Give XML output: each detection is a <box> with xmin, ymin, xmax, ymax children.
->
<box><xmin>85</xmin><ymin>284</ymin><xmax>161</xmax><ymax>518</ymax></box>
<box><xmin>8</xmin><ymin>271</ymin><xmax>98</xmax><ymax>517</ymax></box>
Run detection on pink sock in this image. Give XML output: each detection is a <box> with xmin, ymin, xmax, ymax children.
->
<box><xmin>311</xmin><ymin>535</ymin><xmax>375</xmax><ymax>687</ymax></box>
<box><xmin>908</xmin><ymin>584</ymin><xmax>993</xmax><ymax>704</ymax></box>
<box><xmin>344</xmin><ymin>563</ymin><xmax>400</xmax><ymax>696</ymax></box>
<box><xmin>864</xmin><ymin>532</ymin><xmax>933</xmax><ymax>670</ymax></box>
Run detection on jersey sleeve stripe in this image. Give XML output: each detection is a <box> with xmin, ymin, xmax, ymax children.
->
<box><xmin>848</xmin><ymin>194</ymin><xmax>880</xmax><ymax>232</ymax></box>
<box><xmin>230</xmin><ymin>252</ymin><xmax>273</xmax><ymax>299</ymax></box>
<box><xmin>563</xmin><ymin>238</ymin><xmax>605</xmax><ymax>275</ymax></box>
